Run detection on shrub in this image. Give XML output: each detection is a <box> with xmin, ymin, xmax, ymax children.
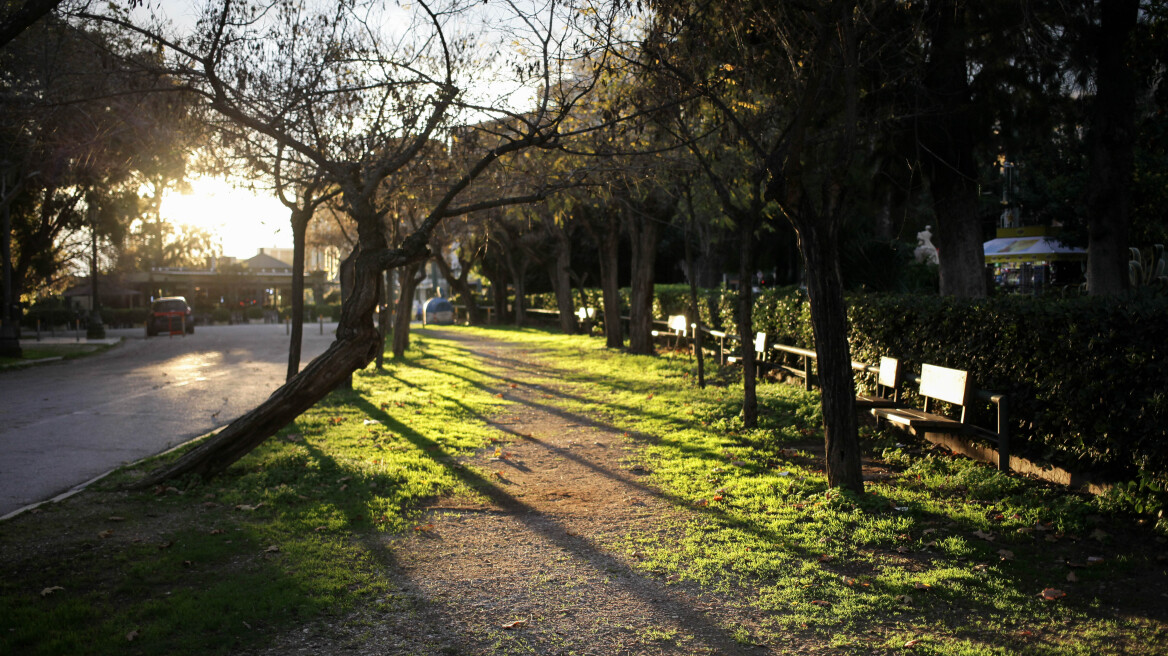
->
<box><xmin>741</xmin><ymin>290</ymin><xmax>1168</xmax><ymax>483</ymax></box>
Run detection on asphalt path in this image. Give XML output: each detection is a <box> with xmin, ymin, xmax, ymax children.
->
<box><xmin>0</xmin><ymin>322</ymin><xmax>340</xmax><ymax>518</ymax></box>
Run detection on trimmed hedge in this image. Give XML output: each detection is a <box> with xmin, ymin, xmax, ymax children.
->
<box><xmin>531</xmin><ymin>284</ymin><xmax>1167</xmax><ymax>481</ymax></box>
<box><xmin>821</xmin><ymin>291</ymin><xmax>1164</xmax><ymax>482</ymax></box>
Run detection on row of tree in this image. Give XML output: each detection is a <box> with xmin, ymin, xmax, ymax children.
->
<box><xmin>2</xmin><ymin>1</ymin><xmax>1165</xmax><ymax>493</ymax></box>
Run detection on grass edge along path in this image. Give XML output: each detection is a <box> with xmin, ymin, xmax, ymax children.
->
<box><xmin>450</xmin><ymin>326</ymin><xmax>1168</xmax><ymax>655</ymax></box>
<box><xmin>0</xmin><ymin>326</ymin><xmax>1165</xmax><ymax>655</ymax></box>
<box><xmin>0</xmin><ymin>331</ymin><xmax>510</xmax><ymax>656</ymax></box>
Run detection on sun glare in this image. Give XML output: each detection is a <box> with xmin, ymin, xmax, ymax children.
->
<box><xmin>161</xmin><ymin>177</ymin><xmax>292</xmax><ymax>260</ymax></box>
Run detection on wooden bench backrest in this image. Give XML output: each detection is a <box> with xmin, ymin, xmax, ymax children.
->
<box><xmin>753</xmin><ymin>332</ymin><xmax>766</xmax><ymax>354</ymax></box>
<box><xmin>919</xmin><ymin>364</ymin><xmax>970</xmax><ymax>419</ymax></box>
<box><xmin>877</xmin><ymin>356</ymin><xmax>900</xmax><ymax>389</ymax></box>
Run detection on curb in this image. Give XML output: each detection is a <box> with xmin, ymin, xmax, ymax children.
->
<box><xmin>0</xmin><ymin>424</ymin><xmax>226</xmax><ymax>523</ymax></box>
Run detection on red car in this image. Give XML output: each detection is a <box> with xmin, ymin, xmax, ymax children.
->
<box><xmin>146</xmin><ymin>297</ymin><xmax>194</xmax><ymax>336</ymax></box>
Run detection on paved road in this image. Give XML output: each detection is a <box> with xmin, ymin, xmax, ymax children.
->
<box><xmin>0</xmin><ymin>322</ymin><xmax>340</xmax><ymax>517</ymax></box>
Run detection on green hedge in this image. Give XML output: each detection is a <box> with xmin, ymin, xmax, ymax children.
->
<box><xmin>519</xmin><ymin>283</ymin><xmax>1167</xmax><ymax>481</ymax></box>
<box><xmin>764</xmin><ymin>291</ymin><xmax>1167</xmax><ymax>482</ymax></box>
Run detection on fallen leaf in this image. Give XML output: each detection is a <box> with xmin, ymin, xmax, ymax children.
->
<box><xmin>157</xmin><ymin>541</ymin><xmax>173</xmax><ymax>550</ymax></box>
<box><xmin>1087</xmin><ymin>556</ymin><xmax>1105</xmax><ymax>565</ymax></box>
<box><xmin>209</xmin><ymin>528</ymin><xmax>225</xmax><ymax>535</ymax></box>
<box><xmin>202</xmin><ymin>501</ymin><xmax>219</xmax><ymax>508</ymax></box>
<box><xmin>107</xmin><ymin>516</ymin><xmax>125</xmax><ymax>522</ymax></box>
<box><xmin>972</xmin><ymin>529</ymin><xmax>996</xmax><ymax>542</ymax></box>
<box><xmin>694</xmin><ymin>499</ymin><xmax>708</xmax><ymax>507</ymax></box>
<box><xmin>40</xmin><ymin>586</ymin><xmax>64</xmax><ymax>597</ymax></box>
<box><xmin>842</xmin><ymin>576</ymin><xmax>857</xmax><ymax>586</ymax></box>
<box><xmin>997</xmin><ymin>549</ymin><xmax>1015</xmax><ymax>561</ymax></box>
<box><xmin>97</xmin><ymin>529</ymin><xmax>114</xmax><ymax>539</ymax></box>
<box><xmin>126</xmin><ymin>629</ymin><xmax>139</xmax><ymax>642</ymax></box>
<box><xmin>1040</xmin><ymin>588</ymin><xmax>1066</xmax><ymax>601</ymax></box>
<box><xmin>1066</xmin><ymin>571</ymin><xmax>1079</xmax><ymax>582</ymax></box>
<box><xmin>264</xmin><ymin>545</ymin><xmax>281</xmax><ymax>553</ymax></box>
<box><xmin>914</xmin><ymin>582</ymin><xmax>932</xmax><ymax>590</ymax></box>
<box><xmin>817</xmin><ymin>554</ymin><xmax>834</xmax><ymax>563</ymax></box>
<box><xmin>904</xmin><ymin>639</ymin><xmax>922</xmax><ymax>647</ymax></box>
<box><xmin>810</xmin><ymin>600</ymin><xmax>831</xmax><ymax>607</ymax></box>
<box><xmin>314</xmin><ymin>526</ymin><xmax>327</xmax><ymax>532</ymax></box>
<box><xmin>502</xmin><ymin>619</ymin><xmax>527</xmax><ymax>630</ymax></box>
<box><xmin>896</xmin><ymin>546</ymin><xmax>911</xmax><ymax>554</ymax></box>
<box><xmin>895</xmin><ymin>594</ymin><xmax>913</xmax><ymax>605</ymax></box>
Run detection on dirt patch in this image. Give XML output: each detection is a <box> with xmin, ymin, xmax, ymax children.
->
<box><xmin>244</xmin><ymin>331</ymin><xmax>778</xmax><ymax>655</ymax></box>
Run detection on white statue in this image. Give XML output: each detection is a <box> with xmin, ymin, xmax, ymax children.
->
<box><xmin>914</xmin><ymin>225</ymin><xmax>938</xmax><ymax>265</ymax></box>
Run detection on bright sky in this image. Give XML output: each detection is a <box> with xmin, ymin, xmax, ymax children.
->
<box><xmin>160</xmin><ymin>177</ymin><xmax>292</xmax><ymax>260</ymax></box>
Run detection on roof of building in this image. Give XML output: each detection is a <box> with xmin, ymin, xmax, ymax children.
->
<box><xmin>244</xmin><ymin>252</ymin><xmax>292</xmax><ymax>270</ymax></box>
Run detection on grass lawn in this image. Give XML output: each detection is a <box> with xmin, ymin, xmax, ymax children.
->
<box><xmin>1</xmin><ymin>326</ymin><xmax>1164</xmax><ymax>655</ymax></box>
<box><xmin>0</xmin><ymin>342</ymin><xmax>114</xmax><ymax>367</ymax></box>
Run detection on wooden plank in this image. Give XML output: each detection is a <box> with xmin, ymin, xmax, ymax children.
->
<box><xmin>919</xmin><ymin>364</ymin><xmax>969</xmax><ymax>406</ymax></box>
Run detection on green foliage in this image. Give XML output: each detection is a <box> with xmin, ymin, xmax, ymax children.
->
<box><xmin>730</xmin><ymin>291</ymin><xmax>1168</xmax><ymax>484</ymax></box>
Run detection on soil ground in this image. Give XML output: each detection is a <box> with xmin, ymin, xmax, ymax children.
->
<box><xmin>239</xmin><ymin>329</ymin><xmax>1168</xmax><ymax>656</ymax></box>
<box><xmin>245</xmin><ymin>330</ymin><xmax>793</xmax><ymax>655</ymax></box>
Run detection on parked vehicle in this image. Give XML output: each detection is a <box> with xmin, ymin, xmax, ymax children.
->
<box><xmin>146</xmin><ymin>297</ymin><xmax>194</xmax><ymax>336</ymax></box>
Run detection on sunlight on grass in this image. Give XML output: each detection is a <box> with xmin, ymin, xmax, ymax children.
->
<box><xmin>2</xmin><ymin>326</ymin><xmax>1164</xmax><ymax>656</ymax></box>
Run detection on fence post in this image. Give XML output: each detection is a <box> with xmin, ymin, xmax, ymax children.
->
<box><xmin>319</xmin><ymin>315</ymin><xmax>324</xmax><ymax>335</ymax></box>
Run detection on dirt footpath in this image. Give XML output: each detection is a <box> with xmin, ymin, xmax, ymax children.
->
<box><xmin>249</xmin><ymin>331</ymin><xmax>774</xmax><ymax>656</ymax></box>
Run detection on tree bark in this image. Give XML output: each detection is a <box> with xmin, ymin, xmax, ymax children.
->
<box><xmin>798</xmin><ymin>222</ymin><xmax>862</xmax><ymax>493</ymax></box>
<box><xmin>627</xmin><ymin>202</ymin><xmax>661</xmax><ymax>355</ymax></box>
<box><xmin>392</xmin><ymin>261</ymin><xmax>425</xmax><ymax>358</ymax></box>
<box><xmin>921</xmin><ymin>0</ymin><xmax>986</xmax><ymax>298</ymax></box>
<box><xmin>599</xmin><ymin>209</ymin><xmax>624</xmax><ymax>348</ymax></box>
<box><xmin>1086</xmin><ymin>0</ymin><xmax>1138</xmax><ymax>295</ymax></box>
<box><xmin>737</xmin><ymin>212</ymin><xmax>758</xmax><ymax>427</ymax></box>
<box><xmin>547</xmin><ymin>225</ymin><xmax>577</xmax><ymax>335</ymax></box>
<box><xmin>684</xmin><ymin>214</ymin><xmax>706</xmax><ymax>388</ymax></box>
<box><xmin>286</xmin><ymin>210</ymin><xmax>310</xmax><ymax>381</ymax></box>
<box><xmin>433</xmin><ymin>248</ymin><xmax>481</xmax><ymax>325</ymax></box>
<box><xmin>130</xmin><ymin>241</ymin><xmax>385</xmax><ymax>487</ymax></box>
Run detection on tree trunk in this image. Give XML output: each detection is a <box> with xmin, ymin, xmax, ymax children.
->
<box><xmin>1086</xmin><ymin>0</ymin><xmax>1138</xmax><ymax>295</ymax></box>
<box><xmin>796</xmin><ymin>217</ymin><xmax>863</xmax><ymax>493</ymax></box>
<box><xmin>286</xmin><ymin>211</ymin><xmax>309</xmax><ymax>381</ymax></box>
<box><xmin>684</xmin><ymin>217</ymin><xmax>706</xmax><ymax>388</ymax></box>
<box><xmin>548</xmin><ymin>227</ymin><xmax>577</xmax><ymax>334</ymax></box>
<box><xmin>737</xmin><ymin>212</ymin><xmax>758</xmax><ymax>427</ymax></box>
<box><xmin>392</xmin><ymin>261</ymin><xmax>424</xmax><ymax>358</ymax></box>
<box><xmin>921</xmin><ymin>0</ymin><xmax>986</xmax><ymax>298</ymax></box>
<box><xmin>627</xmin><ymin>208</ymin><xmax>660</xmax><ymax>355</ymax></box>
<box><xmin>129</xmin><ymin>242</ymin><xmax>384</xmax><ymax>487</ymax></box>
<box><xmin>599</xmin><ymin>210</ymin><xmax>623</xmax><ymax>348</ymax></box>
<box><xmin>375</xmin><ymin>271</ymin><xmax>390</xmax><ymax>369</ymax></box>
<box><xmin>433</xmin><ymin>250</ymin><xmax>481</xmax><ymax>325</ymax></box>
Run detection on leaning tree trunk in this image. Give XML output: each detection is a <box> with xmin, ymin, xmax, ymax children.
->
<box><xmin>129</xmin><ymin>243</ymin><xmax>384</xmax><ymax>488</ymax></box>
<box><xmin>599</xmin><ymin>211</ymin><xmax>624</xmax><ymax>348</ymax></box>
<box><xmin>796</xmin><ymin>216</ymin><xmax>863</xmax><ymax>494</ymax></box>
<box><xmin>286</xmin><ymin>210</ymin><xmax>310</xmax><ymax>381</ymax></box>
<box><xmin>627</xmin><ymin>211</ymin><xmax>659</xmax><ymax>355</ymax></box>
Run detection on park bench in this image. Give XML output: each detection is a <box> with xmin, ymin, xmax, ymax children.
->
<box><xmin>869</xmin><ymin>363</ymin><xmax>1011</xmax><ymax>471</ymax></box>
<box><xmin>726</xmin><ymin>331</ymin><xmax>768</xmax><ymax>372</ymax></box>
<box><xmin>853</xmin><ymin>356</ymin><xmax>902</xmax><ymax>409</ymax></box>
<box><xmin>652</xmin><ymin>314</ymin><xmax>690</xmax><ymax>348</ymax></box>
